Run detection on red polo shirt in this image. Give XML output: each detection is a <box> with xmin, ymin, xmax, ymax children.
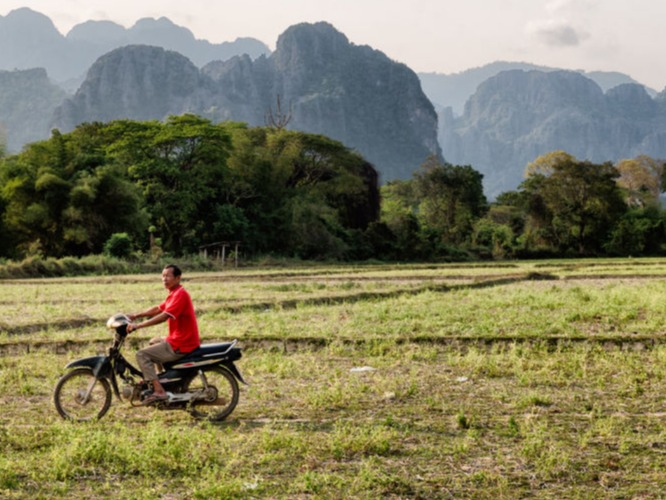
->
<box><xmin>159</xmin><ymin>284</ymin><xmax>200</xmax><ymax>353</ymax></box>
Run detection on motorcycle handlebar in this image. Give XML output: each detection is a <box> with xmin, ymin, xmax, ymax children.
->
<box><xmin>115</xmin><ymin>323</ymin><xmax>129</xmax><ymax>337</ymax></box>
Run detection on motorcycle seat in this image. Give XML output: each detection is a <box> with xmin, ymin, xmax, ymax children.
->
<box><xmin>186</xmin><ymin>339</ymin><xmax>237</xmax><ymax>357</ymax></box>
<box><xmin>164</xmin><ymin>339</ymin><xmax>240</xmax><ymax>369</ymax></box>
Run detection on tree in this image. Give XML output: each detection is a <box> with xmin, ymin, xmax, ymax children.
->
<box><xmin>525</xmin><ymin>150</ymin><xmax>576</xmax><ymax>178</ymax></box>
<box><xmin>104</xmin><ymin>232</ymin><xmax>134</xmax><ymax>258</ymax></box>
<box><xmin>615</xmin><ymin>155</ymin><xmax>665</xmax><ymax>207</ymax></box>
<box><xmin>521</xmin><ymin>154</ymin><xmax>627</xmax><ymax>255</ymax></box>
<box><xmin>112</xmin><ymin>114</ymin><xmax>233</xmax><ymax>254</ymax></box>
<box><xmin>604</xmin><ymin>206</ymin><xmax>666</xmax><ymax>256</ymax></box>
<box><xmin>413</xmin><ymin>157</ymin><xmax>487</xmax><ymax>246</ymax></box>
<box><xmin>379</xmin><ymin>180</ymin><xmax>425</xmax><ymax>259</ymax></box>
<box><xmin>0</xmin><ymin>127</ymin><xmax>147</xmax><ymax>258</ymax></box>
<box><xmin>0</xmin><ymin>124</ymin><xmax>6</xmax><ymax>159</ymax></box>
<box><xmin>0</xmin><ymin>116</ymin><xmax>384</xmax><ymax>261</ymax></box>
<box><xmin>265</xmin><ymin>94</ymin><xmax>292</xmax><ymax>130</ymax></box>
<box><xmin>226</xmin><ymin>127</ymin><xmax>380</xmax><ymax>257</ymax></box>
<box><xmin>378</xmin><ymin>160</ymin><xmax>488</xmax><ymax>259</ymax></box>
<box><xmin>472</xmin><ymin>218</ymin><xmax>515</xmax><ymax>259</ymax></box>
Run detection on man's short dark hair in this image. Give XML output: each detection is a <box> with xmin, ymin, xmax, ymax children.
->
<box><xmin>164</xmin><ymin>264</ymin><xmax>182</xmax><ymax>277</ymax></box>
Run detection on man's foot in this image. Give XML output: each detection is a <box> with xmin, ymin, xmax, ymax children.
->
<box><xmin>141</xmin><ymin>393</ymin><xmax>169</xmax><ymax>406</ymax></box>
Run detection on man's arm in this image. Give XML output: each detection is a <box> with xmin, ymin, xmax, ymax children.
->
<box><xmin>127</xmin><ymin>307</ymin><xmax>169</xmax><ymax>333</ymax></box>
<box><xmin>128</xmin><ymin>306</ymin><xmax>161</xmax><ymax>321</ymax></box>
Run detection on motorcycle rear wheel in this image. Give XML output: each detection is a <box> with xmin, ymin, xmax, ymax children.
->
<box><xmin>186</xmin><ymin>366</ymin><xmax>239</xmax><ymax>421</ymax></box>
<box><xmin>54</xmin><ymin>368</ymin><xmax>112</xmax><ymax>421</ymax></box>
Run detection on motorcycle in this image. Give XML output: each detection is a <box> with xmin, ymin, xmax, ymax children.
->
<box><xmin>53</xmin><ymin>313</ymin><xmax>246</xmax><ymax>422</ymax></box>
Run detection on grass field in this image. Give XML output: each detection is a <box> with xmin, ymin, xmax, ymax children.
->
<box><xmin>2</xmin><ymin>259</ymin><xmax>666</xmax><ymax>498</ymax></box>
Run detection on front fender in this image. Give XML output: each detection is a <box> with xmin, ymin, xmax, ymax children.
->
<box><xmin>65</xmin><ymin>355</ymin><xmax>111</xmax><ymax>378</ymax></box>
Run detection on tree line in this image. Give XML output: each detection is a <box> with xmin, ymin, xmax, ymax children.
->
<box><xmin>0</xmin><ymin>115</ymin><xmax>378</xmax><ymax>261</ymax></box>
<box><xmin>0</xmin><ymin>115</ymin><xmax>664</xmax><ymax>263</ymax></box>
<box><xmin>381</xmin><ymin>151</ymin><xmax>666</xmax><ymax>260</ymax></box>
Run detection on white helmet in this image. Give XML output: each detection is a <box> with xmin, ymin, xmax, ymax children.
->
<box><xmin>106</xmin><ymin>313</ymin><xmax>131</xmax><ymax>329</ymax></box>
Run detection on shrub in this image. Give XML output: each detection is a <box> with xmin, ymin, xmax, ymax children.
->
<box><xmin>104</xmin><ymin>233</ymin><xmax>133</xmax><ymax>259</ymax></box>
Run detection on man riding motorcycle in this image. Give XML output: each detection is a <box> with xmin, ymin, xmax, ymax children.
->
<box><xmin>127</xmin><ymin>264</ymin><xmax>200</xmax><ymax>405</ymax></box>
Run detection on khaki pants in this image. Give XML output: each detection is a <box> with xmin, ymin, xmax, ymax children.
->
<box><xmin>136</xmin><ymin>338</ymin><xmax>184</xmax><ymax>381</ymax></box>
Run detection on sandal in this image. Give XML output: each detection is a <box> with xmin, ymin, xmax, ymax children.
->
<box><xmin>141</xmin><ymin>393</ymin><xmax>169</xmax><ymax>406</ymax></box>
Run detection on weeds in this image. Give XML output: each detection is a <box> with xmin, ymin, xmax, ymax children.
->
<box><xmin>3</xmin><ymin>259</ymin><xmax>666</xmax><ymax>496</ymax></box>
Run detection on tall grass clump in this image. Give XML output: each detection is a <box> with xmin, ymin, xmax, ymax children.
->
<box><xmin>0</xmin><ymin>255</ymin><xmax>135</xmax><ymax>278</ymax></box>
<box><xmin>0</xmin><ymin>253</ymin><xmax>226</xmax><ymax>279</ymax></box>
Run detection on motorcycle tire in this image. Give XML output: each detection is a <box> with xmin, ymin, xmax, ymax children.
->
<box><xmin>53</xmin><ymin>368</ymin><xmax>112</xmax><ymax>421</ymax></box>
<box><xmin>185</xmin><ymin>366</ymin><xmax>239</xmax><ymax>421</ymax></box>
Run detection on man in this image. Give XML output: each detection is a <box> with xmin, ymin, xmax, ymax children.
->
<box><xmin>127</xmin><ymin>264</ymin><xmax>200</xmax><ymax>405</ymax></box>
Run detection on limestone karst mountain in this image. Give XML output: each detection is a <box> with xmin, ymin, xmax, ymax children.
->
<box><xmin>52</xmin><ymin>22</ymin><xmax>442</xmax><ymax>182</ymax></box>
<box><xmin>418</xmin><ymin>61</ymin><xmax>656</xmax><ymax>116</ymax></box>
<box><xmin>0</xmin><ymin>68</ymin><xmax>67</xmax><ymax>152</ymax></box>
<box><xmin>3</xmin><ymin>7</ymin><xmax>666</xmax><ymax>195</ymax></box>
<box><xmin>440</xmin><ymin>70</ymin><xmax>666</xmax><ymax>198</ymax></box>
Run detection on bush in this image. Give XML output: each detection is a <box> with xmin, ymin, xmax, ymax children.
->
<box><xmin>104</xmin><ymin>233</ymin><xmax>133</xmax><ymax>259</ymax></box>
<box><xmin>0</xmin><ymin>254</ymin><xmax>226</xmax><ymax>279</ymax></box>
<box><xmin>472</xmin><ymin>218</ymin><xmax>516</xmax><ymax>259</ymax></box>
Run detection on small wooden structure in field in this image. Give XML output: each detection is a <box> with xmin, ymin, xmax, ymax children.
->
<box><xmin>199</xmin><ymin>241</ymin><xmax>241</xmax><ymax>267</ymax></box>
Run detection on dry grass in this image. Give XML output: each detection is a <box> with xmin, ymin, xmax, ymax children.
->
<box><xmin>2</xmin><ymin>259</ymin><xmax>666</xmax><ymax>497</ymax></box>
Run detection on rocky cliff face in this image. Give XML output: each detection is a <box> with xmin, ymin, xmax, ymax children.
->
<box><xmin>0</xmin><ymin>68</ymin><xmax>67</xmax><ymax>151</ymax></box>
<box><xmin>52</xmin><ymin>22</ymin><xmax>441</xmax><ymax>182</ymax></box>
<box><xmin>203</xmin><ymin>22</ymin><xmax>441</xmax><ymax>180</ymax></box>
<box><xmin>52</xmin><ymin>45</ymin><xmax>209</xmax><ymax>128</ymax></box>
<box><xmin>441</xmin><ymin>70</ymin><xmax>666</xmax><ymax>198</ymax></box>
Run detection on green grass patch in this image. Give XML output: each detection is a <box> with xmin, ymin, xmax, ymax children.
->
<box><xmin>3</xmin><ymin>259</ymin><xmax>666</xmax><ymax>496</ymax></box>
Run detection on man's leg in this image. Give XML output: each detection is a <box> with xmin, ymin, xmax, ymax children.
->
<box><xmin>148</xmin><ymin>337</ymin><xmax>166</xmax><ymax>373</ymax></box>
<box><xmin>136</xmin><ymin>341</ymin><xmax>183</xmax><ymax>400</ymax></box>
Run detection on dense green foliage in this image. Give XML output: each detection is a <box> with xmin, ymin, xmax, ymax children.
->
<box><xmin>379</xmin><ymin>152</ymin><xmax>666</xmax><ymax>260</ymax></box>
<box><xmin>1</xmin><ymin>116</ymin><xmax>665</xmax><ymax>263</ymax></box>
<box><xmin>379</xmin><ymin>158</ymin><xmax>488</xmax><ymax>260</ymax></box>
<box><xmin>0</xmin><ymin>116</ymin><xmax>380</xmax><ymax>261</ymax></box>
<box><xmin>487</xmin><ymin>153</ymin><xmax>666</xmax><ymax>258</ymax></box>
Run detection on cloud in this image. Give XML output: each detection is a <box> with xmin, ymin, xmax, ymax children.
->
<box><xmin>526</xmin><ymin>0</ymin><xmax>595</xmax><ymax>48</ymax></box>
<box><xmin>545</xmin><ymin>0</ymin><xmax>598</xmax><ymax>15</ymax></box>
<box><xmin>527</xmin><ymin>19</ymin><xmax>588</xmax><ymax>47</ymax></box>
<box><xmin>545</xmin><ymin>0</ymin><xmax>576</xmax><ymax>14</ymax></box>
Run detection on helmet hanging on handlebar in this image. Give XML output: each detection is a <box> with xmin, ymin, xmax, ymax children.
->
<box><xmin>106</xmin><ymin>314</ymin><xmax>131</xmax><ymax>329</ymax></box>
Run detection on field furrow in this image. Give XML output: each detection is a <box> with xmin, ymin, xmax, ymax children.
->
<box><xmin>2</xmin><ymin>260</ymin><xmax>666</xmax><ymax>497</ymax></box>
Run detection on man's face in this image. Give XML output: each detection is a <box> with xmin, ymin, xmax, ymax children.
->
<box><xmin>162</xmin><ymin>268</ymin><xmax>181</xmax><ymax>291</ymax></box>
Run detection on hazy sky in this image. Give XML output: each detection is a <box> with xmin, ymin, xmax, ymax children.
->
<box><xmin>2</xmin><ymin>0</ymin><xmax>664</xmax><ymax>90</ymax></box>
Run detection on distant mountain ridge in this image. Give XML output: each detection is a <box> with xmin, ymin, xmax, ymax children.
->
<box><xmin>52</xmin><ymin>22</ymin><xmax>441</xmax><ymax>182</ymax></box>
<box><xmin>418</xmin><ymin>61</ymin><xmax>658</xmax><ymax>116</ymax></box>
<box><xmin>441</xmin><ymin>69</ymin><xmax>666</xmax><ymax>198</ymax></box>
<box><xmin>0</xmin><ymin>7</ymin><xmax>270</xmax><ymax>88</ymax></box>
<box><xmin>4</xmin><ymin>7</ymin><xmax>666</xmax><ymax>197</ymax></box>
<box><xmin>0</xmin><ymin>68</ymin><xmax>67</xmax><ymax>151</ymax></box>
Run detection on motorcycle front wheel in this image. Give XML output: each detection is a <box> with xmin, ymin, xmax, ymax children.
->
<box><xmin>53</xmin><ymin>368</ymin><xmax>112</xmax><ymax>421</ymax></box>
<box><xmin>186</xmin><ymin>366</ymin><xmax>239</xmax><ymax>421</ymax></box>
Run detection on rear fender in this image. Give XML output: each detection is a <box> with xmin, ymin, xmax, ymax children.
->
<box><xmin>221</xmin><ymin>361</ymin><xmax>248</xmax><ymax>386</ymax></box>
